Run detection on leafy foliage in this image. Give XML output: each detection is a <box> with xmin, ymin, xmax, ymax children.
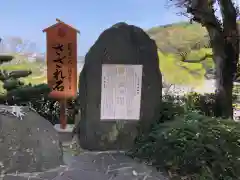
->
<box><xmin>159</xmin><ymin>52</ymin><xmax>207</xmax><ymax>85</ymax></box>
<box><xmin>155</xmin><ymin>33</ymin><xmax>214</xmax><ymax>86</ymax></box>
<box><xmin>184</xmin><ymin>92</ymin><xmax>238</xmax><ymax>117</ymax></box>
<box><xmin>184</xmin><ymin>92</ymin><xmax>216</xmax><ymax>117</ymax></box>
<box><xmin>0</xmin><ymin>83</ymin><xmax>78</xmax><ymax>125</ymax></box>
<box><xmin>130</xmin><ymin>107</ymin><xmax>240</xmax><ymax>179</ymax></box>
<box><xmin>0</xmin><ymin>54</ymin><xmax>46</xmax><ymax>94</ymax></box>
<box><xmin>28</xmin><ymin>96</ymin><xmax>77</xmax><ymax>125</ymax></box>
<box><xmin>157</xmin><ymin>94</ymin><xmax>185</xmax><ymax>123</ymax></box>
<box><xmin>129</xmin><ymin>93</ymin><xmax>240</xmax><ymax>179</ymax></box>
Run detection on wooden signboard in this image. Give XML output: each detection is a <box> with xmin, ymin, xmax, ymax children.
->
<box><xmin>43</xmin><ymin>18</ymin><xmax>79</xmax><ymax>99</ymax></box>
<box><xmin>43</xmin><ymin>19</ymin><xmax>80</xmax><ymax>129</ymax></box>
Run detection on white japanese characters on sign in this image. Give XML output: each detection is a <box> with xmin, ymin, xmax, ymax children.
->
<box><xmin>100</xmin><ymin>64</ymin><xmax>142</xmax><ymax>120</ymax></box>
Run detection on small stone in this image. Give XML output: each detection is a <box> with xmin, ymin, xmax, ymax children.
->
<box><xmin>132</xmin><ymin>170</ymin><xmax>137</xmax><ymax>176</ymax></box>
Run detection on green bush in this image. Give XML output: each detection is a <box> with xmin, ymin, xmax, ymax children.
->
<box><xmin>28</xmin><ymin>97</ymin><xmax>77</xmax><ymax>125</ymax></box>
<box><xmin>2</xmin><ymin>84</ymin><xmax>78</xmax><ymax>125</ymax></box>
<box><xmin>157</xmin><ymin>94</ymin><xmax>185</xmax><ymax>123</ymax></box>
<box><xmin>184</xmin><ymin>92</ymin><xmax>238</xmax><ymax>117</ymax></box>
<box><xmin>129</xmin><ymin>112</ymin><xmax>240</xmax><ymax>179</ymax></box>
<box><xmin>184</xmin><ymin>92</ymin><xmax>216</xmax><ymax>117</ymax></box>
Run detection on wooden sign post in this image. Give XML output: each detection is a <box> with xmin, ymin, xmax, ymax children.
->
<box><xmin>43</xmin><ymin>19</ymin><xmax>79</xmax><ymax>129</ymax></box>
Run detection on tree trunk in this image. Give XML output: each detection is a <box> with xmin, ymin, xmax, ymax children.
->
<box><xmin>214</xmin><ymin>52</ymin><xmax>234</xmax><ymax>118</ymax></box>
<box><xmin>172</xmin><ymin>0</ymin><xmax>239</xmax><ymax>118</ymax></box>
<box><xmin>206</xmin><ymin>19</ymin><xmax>239</xmax><ymax>118</ymax></box>
<box><xmin>206</xmin><ymin>27</ymin><xmax>231</xmax><ymax>118</ymax></box>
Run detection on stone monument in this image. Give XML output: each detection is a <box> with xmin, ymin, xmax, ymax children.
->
<box><xmin>74</xmin><ymin>22</ymin><xmax>162</xmax><ymax>150</ymax></box>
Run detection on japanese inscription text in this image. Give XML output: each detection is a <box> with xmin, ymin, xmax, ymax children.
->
<box><xmin>52</xmin><ymin>43</ymin><xmax>66</xmax><ymax>91</ymax></box>
<box><xmin>67</xmin><ymin>43</ymin><xmax>72</xmax><ymax>90</ymax></box>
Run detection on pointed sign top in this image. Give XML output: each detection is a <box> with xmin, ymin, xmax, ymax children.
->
<box><xmin>43</xmin><ymin>18</ymin><xmax>80</xmax><ymax>33</ymax></box>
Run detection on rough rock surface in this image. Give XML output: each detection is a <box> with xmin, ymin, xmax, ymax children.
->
<box><xmin>0</xmin><ymin>105</ymin><xmax>63</xmax><ymax>175</ymax></box>
<box><xmin>2</xmin><ymin>151</ymin><xmax>168</xmax><ymax>180</ymax></box>
<box><xmin>75</xmin><ymin>22</ymin><xmax>162</xmax><ymax>150</ymax></box>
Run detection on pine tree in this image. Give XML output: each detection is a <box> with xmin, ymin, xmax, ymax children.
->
<box><xmin>0</xmin><ymin>54</ymin><xmax>50</xmax><ymax>105</ymax></box>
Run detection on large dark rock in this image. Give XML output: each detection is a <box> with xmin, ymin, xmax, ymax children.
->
<box><xmin>0</xmin><ymin>105</ymin><xmax>63</xmax><ymax>174</ymax></box>
<box><xmin>75</xmin><ymin>22</ymin><xmax>162</xmax><ymax>150</ymax></box>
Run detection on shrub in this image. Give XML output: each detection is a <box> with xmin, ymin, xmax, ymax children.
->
<box><xmin>129</xmin><ymin>112</ymin><xmax>240</xmax><ymax>179</ymax></box>
<box><xmin>29</xmin><ymin>97</ymin><xmax>77</xmax><ymax>125</ymax></box>
<box><xmin>136</xmin><ymin>94</ymin><xmax>185</xmax><ymax>140</ymax></box>
<box><xmin>158</xmin><ymin>94</ymin><xmax>185</xmax><ymax>123</ymax></box>
<box><xmin>184</xmin><ymin>92</ymin><xmax>216</xmax><ymax>117</ymax></box>
<box><xmin>8</xmin><ymin>90</ymin><xmax>78</xmax><ymax>125</ymax></box>
<box><xmin>184</xmin><ymin>92</ymin><xmax>238</xmax><ymax>117</ymax></box>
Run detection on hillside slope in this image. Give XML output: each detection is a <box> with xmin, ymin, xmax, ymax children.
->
<box><xmin>146</xmin><ymin>22</ymin><xmax>216</xmax><ymax>86</ymax></box>
<box><xmin>148</xmin><ymin>22</ymin><xmax>209</xmax><ymax>53</ymax></box>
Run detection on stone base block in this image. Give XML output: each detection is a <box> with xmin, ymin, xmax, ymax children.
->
<box><xmin>54</xmin><ymin>124</ymin><xmax>74</xmax><ymax>145</ymax></box>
